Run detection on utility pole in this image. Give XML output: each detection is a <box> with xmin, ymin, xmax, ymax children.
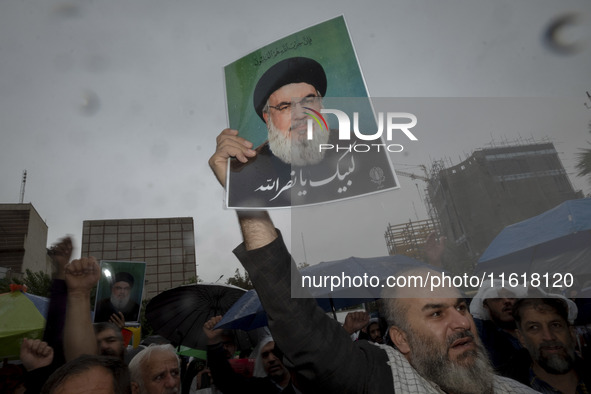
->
<box><xmin>19</xmin><ymin>170</ymin><xmax>27</xmax><ymax>203</ymax></box>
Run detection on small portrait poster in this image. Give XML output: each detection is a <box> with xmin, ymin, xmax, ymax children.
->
<box><xmin>93</xmin><ymin>260</ymin><xmax>146</xmax><ymax>324</ymax></box>
<box><xmin>224</xmin><ymin>15</ymin><xmax>399</xmax><ymax>209</ymax></box>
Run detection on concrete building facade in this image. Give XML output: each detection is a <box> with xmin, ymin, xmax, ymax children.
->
<box><xmin>81</xmin><ymin>217</ymin><xmax>196</xmax><ymax>299</ymax></box>
<box><xmin>0</xmin><ymin>203</ymin><xmax>51</xmax><ymax>278</ymax></box>
<box><xmin>427</xmin><ymin>142</ymin><xmax>582</xmax><ymax>258</ymax></box>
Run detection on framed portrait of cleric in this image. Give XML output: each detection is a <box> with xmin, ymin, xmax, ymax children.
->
<box><xmin>224</xmin><ymin>15</ymin><xmax>399</xmax><ymax>209</ymax></box>
<box><xmin>93</xmin><ymin>260</ymin><xmax>146</xmax><ymax>324</ymax></box>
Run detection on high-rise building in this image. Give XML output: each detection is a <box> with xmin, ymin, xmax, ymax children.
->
<box><xmin>427</xmin><ymin>142</ymin><xmax>583</xmax><ymax>258</ymax></box>
<box><xmin>0</xmin><ymin>203</ymin><xmax>51</xmax><ymax>278</ymax></box>
<box><xmin>81</xmin><ymin>217</ymin><xmax>196</xmax><ymax>299</ymax></box>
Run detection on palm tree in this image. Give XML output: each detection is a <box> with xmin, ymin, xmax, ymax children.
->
<box><xmin>576</xmin><ymin>121</ymin><xmax>591</xmax><ymax>183</ymax></box>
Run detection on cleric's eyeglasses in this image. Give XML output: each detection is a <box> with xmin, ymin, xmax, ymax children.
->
<box><xmin>268</xmin><ymin>95</ymin><xmax>321</xmax><ymax>113</ymax></box>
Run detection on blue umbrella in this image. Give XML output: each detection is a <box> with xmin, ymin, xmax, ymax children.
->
<box><xmin>475</xmin><ymin>198</ymin><xmax>591</xmax><ymax>285</ymax></box>
<box><xmin>214</xmin><ymin>290</ymin><xmax>268</xmax><ymax>330</ymax></box>
<box><xmin>299</xmin><ymin>254</ymin><xmax>433</xmax><ymax>311</ymax></box>
<box><xmin>216</xmin><ymin>254</ymin><xmax>432</xmax><ymax>330</ymax></box>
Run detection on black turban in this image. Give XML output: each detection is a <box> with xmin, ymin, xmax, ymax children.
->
<box><xmin>253</xmin><ymin>57</ymin><xmax>327</xmax><ymax>122</ymax></box>
<box><xmin>114</xmin><ymin>272</ymin><xmax>134</xmax><ymax>287</ymax></box>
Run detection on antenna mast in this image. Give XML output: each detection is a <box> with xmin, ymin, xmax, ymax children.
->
<box><xmin>19</xmin><ymin>170</ymin><xmax>27</xmax><ymax>203</ymax></box>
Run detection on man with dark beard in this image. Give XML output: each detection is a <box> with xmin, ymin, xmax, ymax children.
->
<box><xmin>208</xmin><ymin>141</ymin><xmax>536</xmax><ymax>393</ymax></box>
<box><xmin>505</xmin><ymin>295</ymin><xmax>590</xmax><ymax>393</ymax></box>
<box><xmin>94</xmin><ymin>322</ymin><xmax>127</xmax><ymax>362</ymax></box>
<box><xmin>227</xmin><ymin>56</ymin><xmax>397</xmax><ymax>208</ymax></box>
<box><xmin>95</xmin><ymin>272</ymin><xmax>141</xmax><ymax>323</ymax></box>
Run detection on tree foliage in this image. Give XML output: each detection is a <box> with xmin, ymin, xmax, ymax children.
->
<box><xmin>225</xmin><ymin>268</ymin><xmax>253</xmax><ymax>290</ymax></box>
<box><xmin>22</xmin><ymin>269</ymin><xmax>52</xmax><ymax>297</ymax></box>
<box><xmin>576</xmin><ymin>148</ymin><xmax>591</xmax><ymax>179</ymax></box>
<box><xmin>140</xmin><ymin>298</ymin><xmax>153</xmax><ymax>339</ymax></box>
<box><xmin>0</xmin><ymin>277</ymin><xmax>13</xmax><ymax>294</ymax></box>
<box><xmin>576</xmin><ymin>121</ymin><xmax>591</xmax><ymax>185</ymax></box>
<box><xmin>183</xmin><ymin>275</ymin><xmax>203</xmax><ymax>284</ymax></box>
<box><xmin>0</xmin><ymin>269</ymin><xmax>52</xmax><ymax>297</ymax></box>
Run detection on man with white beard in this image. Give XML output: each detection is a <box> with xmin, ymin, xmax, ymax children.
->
<box><xmin>95</xmin><ymin>272</ymin><xmax>140</xmax><ymax>323</ymax></box>
<box><xmin>262</xmin><ymin>80</ymin><xmax>329</xmax><ymax>167</ymax></box>
<box><xmin>381</xmin><ymin>274</ymin><xmax>504</xmax><ymax>394</ymax></box>
<box><xmin>227</xmin><ymin>56</ymin><xmax>397</xmax><ymax>208</ymax></box>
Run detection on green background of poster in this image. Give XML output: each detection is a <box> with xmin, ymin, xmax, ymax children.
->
<box><xmin>224</xmin><ymin>16</ymin><xmax>369</xmax><ymax>148</ymax></box>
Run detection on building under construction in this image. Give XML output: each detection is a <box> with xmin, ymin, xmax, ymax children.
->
<box><xmin>385</xmin><ymin>218</ymin><xmax>440</xmax><ymax>260</ymax></box>
<box><xmin>386</xmin><ymin>141</ymin><xmax>582</xmax><ymax>263</ymax></box>
<box><xmin>429</xmin><ymin>141</ymin><xmax>582</xmax><ymax>258</ymax></box>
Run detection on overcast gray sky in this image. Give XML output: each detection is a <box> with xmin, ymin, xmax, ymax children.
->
<box><xmin>1</xmin><ymin>0</ymin><xmax>590</xmax><ymax>283</ymax></box>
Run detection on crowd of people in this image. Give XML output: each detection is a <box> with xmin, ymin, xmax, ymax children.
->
<box><xmin>207</xmin><ymin>104</ymin><xmax>591</xmax><ymax>393</ymax></box>
<box><xmin>2</xmin><ymin>58</ymin><xmax>590</xmax><ymax>393</ymax></box>
<box><xmin>0</xmin><ymin>131</ymin><xmax>589</xmax><ymax>393</ymax></box>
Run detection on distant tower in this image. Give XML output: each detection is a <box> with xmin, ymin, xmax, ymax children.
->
<box><xmin>19</xmin><ymin>170</ymin><xmax>27</xmax><ymax>204</ymax></box>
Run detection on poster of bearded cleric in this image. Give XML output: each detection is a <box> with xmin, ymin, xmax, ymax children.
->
<box><xmin>93</xmin><ymin>260</ymin><xmax>146</xmax><ymax>324</ymax></box>
<box><xmin>224</xmin><ymin>16</ymin><xmax>399</xmax><ymax>209</ymax></box>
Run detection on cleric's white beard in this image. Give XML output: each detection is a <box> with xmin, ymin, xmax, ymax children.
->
<box><xmin>111</xmin><ymin>294</ymin><xmax>131</xmax><ymax>311</ymax></box>
<box><xmin>267</xmin><ymin>117</ymin><xmax>329</xmax><ymax>166</ymax></box>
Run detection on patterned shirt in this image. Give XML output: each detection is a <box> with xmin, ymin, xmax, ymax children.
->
<box><xmin>529</xmin><ymin>366</ymin><xmax>589</xmax><ymax>394</ymax></box>
<box><xmin>380</xmin><ymin>344</ymin><xmax>539</xmax><ymax>393</ymax></box>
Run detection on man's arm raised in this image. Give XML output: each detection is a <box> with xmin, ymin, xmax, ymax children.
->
<box><xmin>209</xmin><ymin>129</ymin><xmax>392</xmax><ymax>392</ymax></box>
<box><xmin>208</xmin><ymin>128</ymin><xmax>276</xmax><ymax>249</ymax></box>
<box><xmin>237</xmin><ymin>210</ymin><xmax>277</xmax><ymax>251</ymax></box>
<box><xmin>63</xmin><ymin>257</ymin><xmax>100</xmax><ymax>361</ymax></box>
<box><xmin>208</xmin><ymin>128</ymin><xmax>256</xmax><ymax>188</ymax></box>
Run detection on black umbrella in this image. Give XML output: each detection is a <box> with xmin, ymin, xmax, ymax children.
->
<box><xmin>146</xmin><ymin>283</ymin><xmax>250</xmax><ymax>350</ymax></box>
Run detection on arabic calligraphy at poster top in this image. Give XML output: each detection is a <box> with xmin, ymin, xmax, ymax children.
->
<box><xmin>223</xmin><ymin>16</ymin><xmax>400</xmax><ymax>209</ymax></box>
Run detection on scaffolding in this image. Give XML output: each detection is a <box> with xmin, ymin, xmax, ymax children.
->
<box><xmin>384</xmin><ymin>217</ymin><xmax>441</xmax><ymax>259</ymax></box>
<box><xmin>386</xmin><ymin>138</ymin><xmax>580</xmax><ymax>264</ymax></box>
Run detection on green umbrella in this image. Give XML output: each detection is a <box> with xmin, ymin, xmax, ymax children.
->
<box><xmin>176</xmin><ymin>345</ymin><xmax>207</xmax><ymax>360</ymax></box>
<box><xmin>0</xmin><ymin>289</ymin><xmax>48</xmax><ymax>359</ymax></box>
